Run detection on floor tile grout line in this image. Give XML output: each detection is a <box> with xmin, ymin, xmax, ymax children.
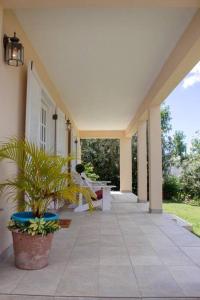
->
<box><xmin>9</xmin><ymin>268</ymin><xmax>28</xmax><ymax>295</ymax></box>
<box><xmin>116</xmin><ymin>207</ymin><xmax>143</xmax><ymax>298</ymax></box>
<box><xmin>146</xmin><ymin>213</ymin><xmax>200</xmax><ymax>297</ymax></box>
<box><xmin>54</xmin><ymin>226</ymin><xmax>83</xmax><ymax>296</ymax></box>
<box><xmin>115</xmin><ymin>198</ymin><xmax>191</xmax><ymax>298</ymax></box>
<box><xmin>157</xmin><ymin>217</ymin><xmax>200</xmax><ymax>269</ymax></box>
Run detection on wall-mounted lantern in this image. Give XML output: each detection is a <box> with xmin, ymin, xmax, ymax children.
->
<box><xmin>3</xmin><ymin>32</ymin><xmax>24</xmax><ymax>66</ymax></box>
<box><xmin>66</xmin><ymin>118</ymin><xmax>72</xmax><ymax>131</ymax></box>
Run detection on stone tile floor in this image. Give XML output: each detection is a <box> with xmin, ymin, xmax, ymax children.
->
<box><xmin>1</xmin><ymin>192</ymin><xmax>200</xmax><ymax>300</ymax></box>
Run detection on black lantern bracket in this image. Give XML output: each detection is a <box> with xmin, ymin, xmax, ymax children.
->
<box><xmin>3</xmin><ymin>34</ymin><xmax>9</xmax><ymax>48</ymax></box>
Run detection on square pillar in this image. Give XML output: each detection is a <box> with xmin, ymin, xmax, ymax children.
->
<box><xmin>120</xmin><ymin>137</ymin><xmax>132</xmax><ymax>192</ymax></box>
<box><xmin>148</xmin><ymin>105</ymin><xmax>162</xmax><ymax>213</ymax></box>
<box><xmin>137</xmin><ymin>121</ymin><xmax>147</xmax><ymax>202</ymax></box>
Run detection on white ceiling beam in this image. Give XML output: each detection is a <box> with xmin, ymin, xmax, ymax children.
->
<box><xmin>126</xmin><ymin>8</ymin><xmax>200</xmax><ymax>137</ymax></box>
<box><xmin>79</xmin><ymin>130</ymin><xmax>125</xmax><ymax>139</ymax></box>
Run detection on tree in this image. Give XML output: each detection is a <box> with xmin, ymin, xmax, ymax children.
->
<box><xmin>180</xmin><ymin>154</ymin><xmax>200</xmax><ymax>200</ymax></box>
<box><xmin>178</xmin><ymin>131</ymin><xmax>200</xmax><ymax>202</ymax></box>
<box><xmin>161</xmin><ymin>104</ymin><xmax>172</xmax><ymax>133</ymax></box>
<box><xmin>81</xmin><ymin>139</ymin><xmax>120</xmax><ymax>190</ymax></box>
<box><xmin>161</xmin><ymin>104</ymin><xmax>174</xmax><ymax>176</ymax></box>
<box><xmin>161</xmin><ymin>105</ymin><xmax>187</xmax><ymax>174</ymax></box>
<box><xmin>172</xmin><ymin>130</ymin><xmax>187</xmax><ymax>163</ymax></box>
<box><xmin>190</xmin><ymin>131</ymin><xmax>200</xmax><ymax>155</ymax></box>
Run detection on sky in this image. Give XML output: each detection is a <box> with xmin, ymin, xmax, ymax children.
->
<box><xmin>164</xmin><ymin>61</ymin><xmax>200</xmax><ymax>150</ymax></box>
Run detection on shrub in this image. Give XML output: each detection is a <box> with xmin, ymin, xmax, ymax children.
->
<box><xmin>84</xmin><ymin>163</ymin><xmax>99</xmax><ymax>181</ymax></box>
<box><xmin>8</xmin><ymin>219</ymin><xmax>60</xmax><ymax>236</ymax></box>
<box><xmin>180</xmin><ymin>154</ymin><xmax>200</xmax><ymax>201</ymax></box>
<box><xmin>163</xmin><ymin>175</ymin><xmax>181</xmax><ymax>201</ymax></box>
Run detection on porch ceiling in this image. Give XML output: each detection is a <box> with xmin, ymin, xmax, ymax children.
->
<box><xmin>14</xmin><ymin>7</ymin><xmax>196</xmax><ymax>130</ymax></box>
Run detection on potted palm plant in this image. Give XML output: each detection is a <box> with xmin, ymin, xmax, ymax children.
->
<box><xmin>0</xmin><ymin>139</ymin><xmax>95</xmax><ymax>270</ymax></box>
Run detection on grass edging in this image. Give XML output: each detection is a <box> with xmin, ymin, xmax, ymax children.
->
<box><xmin>163</xmin><ymin>202</ymin><xmax>200</xmax><ymax>237</ymax></box>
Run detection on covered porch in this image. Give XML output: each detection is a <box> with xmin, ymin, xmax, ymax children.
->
<box><xmin>1</xmin><ymin>1</ymin><xmax>200</xmax><ymax>299</ymax></box>
<box><xmin>1</xmin><ymin>193</ymin><xmax>200</xmax><ymax>299</ymax></box>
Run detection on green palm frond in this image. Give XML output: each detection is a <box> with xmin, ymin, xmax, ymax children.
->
<box><xmin>0</xmin><ymin>138</ymin><xmax>95</xmax><ymax>217</ymax></box>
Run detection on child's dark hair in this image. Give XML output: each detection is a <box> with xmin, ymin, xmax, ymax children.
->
<box><xmin>75</xmin><ymin>164</ymin><xmax>85</xmax><ymax>174</ymax></box>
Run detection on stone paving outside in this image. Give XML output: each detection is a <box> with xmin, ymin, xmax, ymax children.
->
<box><xmin>1</xmin><ymin>192</ymin><xmax>200</xmax><ymax>300</ymax></box>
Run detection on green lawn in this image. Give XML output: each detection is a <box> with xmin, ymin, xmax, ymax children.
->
<box><xmin>163</xmin><ymin>202</ymin><xmax>200</xmax><ymax>237</ymax></box>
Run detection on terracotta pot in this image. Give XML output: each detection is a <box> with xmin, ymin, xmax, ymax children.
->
<box><xmin>12</xmin><ymin>231</ymin><xmax>53</xmax><ymax>270</ymax></box>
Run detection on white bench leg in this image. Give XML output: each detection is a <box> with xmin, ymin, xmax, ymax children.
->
<box><xmin>102</xmin><ymin>187</ymin><xmax>112</xmax><ymax>211</ymax></box>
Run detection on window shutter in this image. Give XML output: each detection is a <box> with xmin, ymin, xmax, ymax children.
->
<box><xmin>25</xmin><ymin>62</ymin><xmax>56</xmax><ymax>153</ymax></box>
<box><xmin>56</xmin><ymin>108</ymin><xmax>67</xmax><ymax>157</ymax></box>
<box><xmin>25</xmin><ymin>63</ymin><xmax>41</xmax><ymax>146</ymax></box>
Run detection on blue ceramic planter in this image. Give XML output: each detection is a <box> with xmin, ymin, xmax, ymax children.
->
<box><xmin>11</xmin><ymin>212</ymin><xmax>59</xmax><ymax>223</ymax></box>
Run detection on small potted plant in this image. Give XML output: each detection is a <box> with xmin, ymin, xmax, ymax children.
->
<box><xmin>0</xmin><ymin>139</ymin><xmax>95</xmax><ymax>270</ymax></box>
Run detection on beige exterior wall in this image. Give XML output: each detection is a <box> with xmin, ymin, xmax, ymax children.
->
<box><xmin>120</xmin><ymin>137</ymin><xmax>132</xmax><ymax>192</ymax></box>
<box><xmin>0</xmin><ymin>2</ymin><xmax>15</xmax><ymax>258</ymax></box>
<box><xmin>0</xmin><ymin>9</ymin><xmax>79</xmax><ymax>256</ymax></box>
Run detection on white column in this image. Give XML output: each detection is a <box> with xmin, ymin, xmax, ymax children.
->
<box><xmin>137</xmin><ymin>121</ymin><xmax>147</xmax><ymax>203</ymax></box>
<box><xmin>120</xmin><ymin>137</ymin><xmax>132</xmax><ymax>192</ymax></box>
<box><xmin>148</xmin><ymin>105</ymin><xmax>163</xmax><ymax>213</ymax></box>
